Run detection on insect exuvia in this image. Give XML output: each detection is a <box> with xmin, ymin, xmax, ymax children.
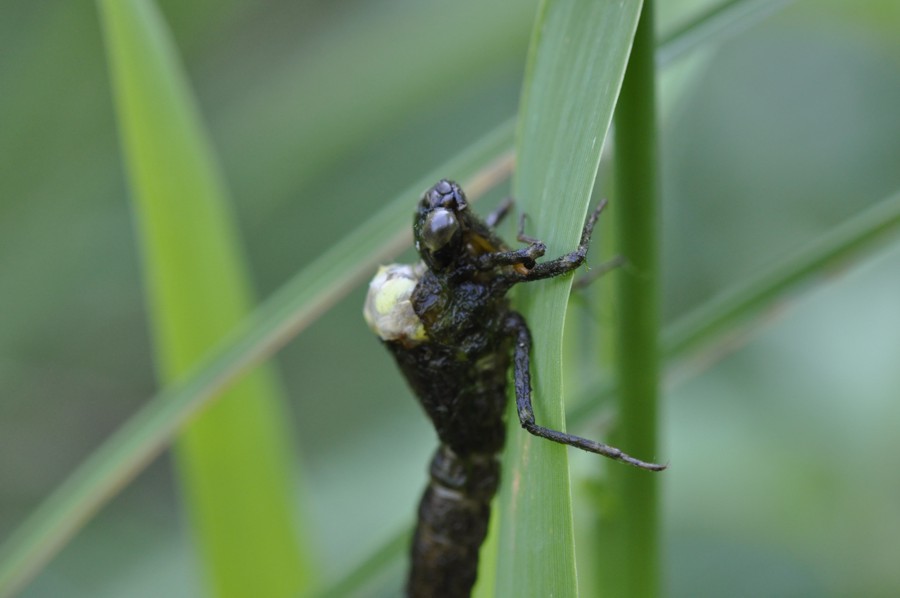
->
<box><xmin>363</xmin><ymin>179</ymin><xmax>666</xmax><ymax>597</ymax></box>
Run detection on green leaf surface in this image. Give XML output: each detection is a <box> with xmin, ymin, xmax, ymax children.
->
<box><xmin>96</xmin><ymin>1</ymin><xmax>310</xmax><ymax>597</ymax></box>
<box><xmin>492</xmin><ymin>1</ymin><xmax>644</xmax><ymax>596</ymax></box>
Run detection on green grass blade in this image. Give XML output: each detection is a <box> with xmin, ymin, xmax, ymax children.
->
<box><xmin>0</xmin><ymin>118</ymin><xmax>514</xmax><ymax>598</ymax></box>
<box><xmin>608</xmin><ymin>5</ymin><xmax>662</xmax><ymax>597</ymax></box>
<box><xmin>567</xmin><ymin>189</ymin><xmax>900</xmax><ymax>418</ymax></box>
<box><xmin>664</xmin><ymin>189</ymin><xmax>900</xmax><ymax>359</ymax></box>
<box><xmin>658</xmin><ymin>0</ymin><xmax>795</xmax><ymax>67</ymax></box>
<box><xmin>492</xmin><ymin>1</ymin><xmax>644</xmax><ymax>596</ymax></box>
<box><xmin>312</xmin><ymin>531</ymin><xmax>409</xmax><ymax>598</ymax></box>
<box><xmin>96</xmin><ymin>1</ymin><xmax>311</xmax><ymax>596</ymax></box>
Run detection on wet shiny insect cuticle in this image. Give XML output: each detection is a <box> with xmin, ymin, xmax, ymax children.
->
<box><xmin>364</xmin><ymin>179</ymin><xmax>665</xmax><ymax>598</ymax></box>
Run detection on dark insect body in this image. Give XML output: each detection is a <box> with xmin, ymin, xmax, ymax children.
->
<box><xmin>363</xmin><ymin>180</ymin><xmax>665</xmax><ymax>598</ymax></box>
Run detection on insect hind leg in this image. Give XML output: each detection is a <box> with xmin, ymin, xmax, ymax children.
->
<box><xmin>505</xmin><ymin>311</ymin><xmax>666</xmax><ymax>471</ymax></box>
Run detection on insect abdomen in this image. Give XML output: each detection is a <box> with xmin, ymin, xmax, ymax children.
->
<box><xmin>407</xmin><ymin>446</ymin><xmax>500</xmax><ymax>598</ymax></box>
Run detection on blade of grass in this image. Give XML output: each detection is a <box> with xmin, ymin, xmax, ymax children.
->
<box><xmin>0</xmin><ymin>119</ymin><xmax>514</xmax><ymax>598</ymax></box>
<box><xmin>657</xmin><ymin>0</ymin><xmax>795</xmax><ymax>67</ymax></box>
<box><xmin>607</xmin><ymin>5</ymin><xmax>662</xmax><ymax>597</ymax></box>
<box><xmin>491</xmin><ymin>1</ymin><xmax>644</xmax><ymax>596</ymax></box>
<box><xmin>312</xmin><ymin>530</ymin><xmax>410</xmax><ymax>598</ymax></box>
<box><xmin>97</xmin><ymin>1</ymin><xmax>311</xmax><ymax>596</ymax></box>
<box><xmin>216</xmin><ymin>1</ymin><xmax>534</xmax><ymax>214</ymax></box>
<box><xmin>570</xmin><ymin>190</ymin><xmax>900</xmax><ymax>425</ymax></box>
<box><xmin>664</xmin><ymin>190</ymin><xmax>900</xmax><ymax>359</ymax></box>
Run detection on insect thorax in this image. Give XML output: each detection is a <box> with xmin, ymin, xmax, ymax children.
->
<box><xmin>365</xmin><ymin>260</ymin><xmax>511</xmax><ymax>456</ymax></box>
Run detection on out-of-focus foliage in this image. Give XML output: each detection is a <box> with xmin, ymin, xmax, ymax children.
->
<box><xmin>0</xmin><ymin>0</ymin><xmax>898</xmax><ymax>596</ymax></box>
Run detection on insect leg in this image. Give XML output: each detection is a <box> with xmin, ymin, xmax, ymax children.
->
<box><xmin>519</xmin><ymin>199</ymin><xmax>608</xmax><ymax>281</ymax></box>
<box><xmin>476</xmin><ymin>242</ymin><xmax>546</xmax><ymax>270</ymax></box>
<box><xmin>505</xmin><ymin>311</ymin><xmax>667</xmax><ymax>471</ymax></box>
<box><xmin>572</xmin><ymin>255</ymin><xmax>626</xmax><ymax>290</ymax></box>
<box><xmin>485</xmin><ymin>196</ymin><xmax>514</xmax><ymax>228</ymax></box>
<box><xmin>516</xmin><ymin>213</ymin><xmax>541</xmax><ymax>245</ymax></box>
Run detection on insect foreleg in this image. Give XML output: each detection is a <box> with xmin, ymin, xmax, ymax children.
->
<box><xmin>484</xmin><ymin>196</ymin><xmax>514</xmax><ymax>228</ymax></box>
<box><xmin>476</xmin><ymin>243</ymin><xmax>546</xmax><ymax>271</ymax></box>
<box><xmin>517</xmin><ymin>199</ymin><xmax>608</xmax><ymax>281</ymax></box>
<box><xmin>505</xmin><ymin>311</ymin><xmax>667</xmax><ymax>471</ymax></box>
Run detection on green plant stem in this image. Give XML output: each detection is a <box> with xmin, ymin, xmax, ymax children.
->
<box><xmin>611</xmin><ymin>4</ymin><xmax>662</xmax><ymax>598</ymax></box>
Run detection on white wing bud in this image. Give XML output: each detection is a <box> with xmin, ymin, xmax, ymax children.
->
<box><xmin>363</xmin><ymin>263</ymin><xmax>427</xmax><ymax>342</ymax></box>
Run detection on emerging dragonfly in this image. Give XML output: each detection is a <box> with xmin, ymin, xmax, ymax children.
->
<box><xmin>364</xmin><ymin>180</ymin><xmax>665</xmax><ymax>598</ymax></box>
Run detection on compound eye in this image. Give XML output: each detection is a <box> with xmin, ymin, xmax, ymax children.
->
<box><xmin>421</xmin><ymin>179</ymin><xmax>468</xmax><ymax>211</ymax></box>
<box><xmin>421</xmin><ymin>207</ymin><xmax>460</xmax><ymax>252</ymax></box>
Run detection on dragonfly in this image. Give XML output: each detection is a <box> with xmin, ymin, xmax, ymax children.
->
<box><xmin>364</xmin><ymin>179</ymin><xmax>666</xmax><ymax>597</ymax></box>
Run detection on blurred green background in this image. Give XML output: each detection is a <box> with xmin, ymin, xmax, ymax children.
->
<box><xmin>1</xmin><ymin>0</ymin><xmax>899</xmax><ymax>596</ymax></box>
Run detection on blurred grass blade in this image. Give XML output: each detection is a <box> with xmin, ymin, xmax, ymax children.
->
<box><xmin>665</xmin><ymin>189</ymin><xmax>900</xmax><ymax>358</ymax></box>
<box><xmin>97</xmin><ymin>1</ymin><xmax>311</xmax><ymax>596</ymax></box>
<box><xmin>658</xmin><ymin>0</ymin><xmax>794</xmax><ymax>66</ymax></box>
<box><xmin>491</xmin><ymin>1</ymin><xmax>644</xmax><ymax>596</ymax></box>
<box><xmin>0</xmin><ymin>116</ymin><xmax>514</xmax><ymax>597</ymax></box>
<box><xmin>313</xmin><ymin>531</ymin><xmax>409</xmax><ymax>598</ymax></box>
<box><xmin>608</xmin><ymin>4</ymin><xmax>663</xmax><ymax>597</ymax></box>
<box><xmin>565</xmin><ymin>195</ymin><xmax>900</xmax><ymax>423</ymax></box>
